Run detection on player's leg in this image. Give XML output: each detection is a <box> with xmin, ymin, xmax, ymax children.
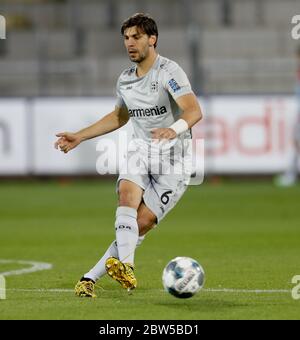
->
<box><xmin>76</xmin><ymin>145</ymin><xmax>150</xmax><ymax>296</ymax></box>
<box><xmin>113</xmin><ymin>185</ymin><xmax>157</xmax><ymax>267</ymax></box>
<box><xmin>105</xmin><ymin>179</ymin><xmax>145</xmax><ymax>290</ymax></box>
<box><xmin>107</xmin><ymin>203</ymin><xmax>157</xmax><ymax>287</ymax></box>
<box><xmin>76</xmin><ymin>180</ymin><xmax>143</xmax><ymax>295</ymax></box>
<box><xmin>137</xmin><ymin>201</ymin><xmax>157</xmax><ymax>236</ymax></box>
<box><xmin>78</xmin><ymin>202</ymin><xmax>156</xmax><ymax>285</ymax></box>
<box><xmin>114</xmin><ymin>179</ymin><xmax>143</xmax><ymax>264</ymax></box>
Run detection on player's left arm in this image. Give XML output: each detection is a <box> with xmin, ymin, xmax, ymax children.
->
<box><xmin>151</xmin><ymin>93</ymin><xmax>202</xmax><ymax>140</ymax></box>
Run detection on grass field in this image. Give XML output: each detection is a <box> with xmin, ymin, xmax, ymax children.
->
<box><xmin>0</xmin><ymin>179</ymin><xmax>299</xmax><ymax>320</ymax></box>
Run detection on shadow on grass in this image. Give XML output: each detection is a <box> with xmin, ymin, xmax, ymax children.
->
<box><xmin>155</xmin><ymin>297</ymin><xmax>248</xmax><ymax>310</ymax></box>
<box><xmin>94</xmin><ymin>286</ymin><xmax>248</xmax><ymax>310</ymax></box>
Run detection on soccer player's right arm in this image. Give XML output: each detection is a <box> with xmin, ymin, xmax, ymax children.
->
<box><xmin>54</xmin><ymin>105</ymin><xmax>129</xmax><ymax>153</ymax></box>
<box><xmin>75</xmin><ymin>105</ymin><xmax>129</xmax><ymax>141</ymax></box>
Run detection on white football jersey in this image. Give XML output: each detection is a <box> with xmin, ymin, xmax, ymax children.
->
<box><xmin>116</xmin><ymin>55</ymin><xmax>193</xmax><ymax>154</ymax></box>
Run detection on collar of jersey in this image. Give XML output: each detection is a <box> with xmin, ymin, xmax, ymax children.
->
<box><xmin>134</xmin><ymin>54</ymin><xmax>160</xmax><ymax>80</ymax></box>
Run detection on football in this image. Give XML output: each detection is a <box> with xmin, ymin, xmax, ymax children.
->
<box><xmin>162</xmin><ymin>257</ymin><xmax>205</xmax><ymax>298</ymax></box>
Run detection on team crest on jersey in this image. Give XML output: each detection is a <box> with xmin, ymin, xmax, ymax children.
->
<box><xmin>168</xmin><ymin>78</ymin><xmax>181</xmax><ymax>93</ymax></box>
<box><xmin>129</xmin><ymin>66</ymin><xmax>135</xmax><ymax>74</ymax></box>
<box><xmin>123</xmin><ymin>66</ymin><xmax>135</xmax><ymax>76</ymax></box>
<box><xmin>151</xmin><ymin>81</ymin><xmax>159</xmax><ymax>93</ymax></box>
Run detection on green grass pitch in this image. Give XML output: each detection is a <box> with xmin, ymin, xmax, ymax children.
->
<box><xmin>0</xmin><ymin>179</ymin><xmax>299</xmax><ymax>320</ymax></box>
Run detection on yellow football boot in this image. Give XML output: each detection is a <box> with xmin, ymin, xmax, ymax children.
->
<box><xmin>105</xmin><ymin>257</ymin><xmax>137</xmax><ymax>291</ymax></box>
<box><xmin>75</xmin><ymin>278</ymin><xmax>97</xmax><ymax>298</ymax></box>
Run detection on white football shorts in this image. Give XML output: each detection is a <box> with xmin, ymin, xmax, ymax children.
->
<box><xmin>116</xmin><ymin>145</ymin><xmax>191</xmax><ymax>224</ymax></box>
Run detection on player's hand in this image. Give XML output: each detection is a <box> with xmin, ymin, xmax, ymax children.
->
<box><xmin>54</xmin><ymin>132</ymin><xmax>82</xmax><ymax>154</ymax></box>
<box><xmin>151</xmin><ymin>128</ymin><xmax>177</xmax><ymax>141</ymax></box>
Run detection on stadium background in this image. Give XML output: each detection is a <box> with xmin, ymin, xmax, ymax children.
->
<box><xmin>0</xmin><ymin>0</ymin><xmax>299</xmax><ymax>320</ymax></box>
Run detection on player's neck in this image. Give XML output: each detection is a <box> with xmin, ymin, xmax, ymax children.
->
<box><xmin>136</xmin><ymin>51</ymin><xmax>158</xmax><ymax>78</ymax></box>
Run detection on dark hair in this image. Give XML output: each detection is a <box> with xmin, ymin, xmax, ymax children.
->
<box><xmin>121</xmin><ymin>13</ymin><xmax>158</xmax><ymax>48</ymax></box>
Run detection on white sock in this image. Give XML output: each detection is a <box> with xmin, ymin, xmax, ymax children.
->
<box><xmin>83</xmin><ymin>235</ymin><xmax>145</xmax><ymax>282</ymax></box>
<box><xmin>115</xmin><ymin>206</ymin><xmax>139</xmax><ymax>266</ymax></box>
<box><xmin>83</xmin><ymin>240</ymin><xmax>118</xmax><ymax>282</ymax></box>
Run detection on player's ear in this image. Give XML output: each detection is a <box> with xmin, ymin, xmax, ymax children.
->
<box><xmin>149</xmin><ymin>35</ymin><xmax>157</xmax><ymax>48</ymax></box>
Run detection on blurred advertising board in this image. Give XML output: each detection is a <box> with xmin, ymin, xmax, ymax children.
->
<box><xmin>0</xmin><ymin>96</ymin><xmax>297</xmax><ymax>175</ymax></box>
<box><xmin>0</xmin><ymin>99</ymin><xmax>29</xmax><ymax>175</ymax></box>
<box><xmin>193</xmin><ymin>96</ymin><xmax>297</xmax><ymax>174</ymax></box>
